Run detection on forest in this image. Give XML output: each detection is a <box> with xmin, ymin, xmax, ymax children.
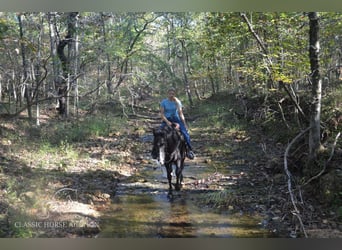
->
<box><xmin>0</xmin><ymin>12</ymin><xmax>341</xmax><ymax>238</ymax></box>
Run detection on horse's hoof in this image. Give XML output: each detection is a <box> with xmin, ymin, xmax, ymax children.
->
<box><xmin>175</xmin><ymin>184</ymin><xmax>181</xmax><ymax>191</ymax></box>
<box><xmin>167</xmin><ymin>191</ymin><xmax>174</xmax><ymax>200</ymax></box>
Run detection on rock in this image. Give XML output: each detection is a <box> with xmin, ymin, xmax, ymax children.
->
<box><xmin>272</xmin><ymin>216</ymin><xmax>281</xmax><ymax>221</ymax></box>
<box><xmin>20</xmin><ymin>191</ymin><xmax>35</xmax><ymax>201</ymax></box>
<box><xmin>102</xmin><ymin>193</ymin><xmax>110</xmax><ymax>199</ymax></box>
<box><xmin>204</xmin><ymin>159</ymin><xmax>212</xmax><ymax>164</ymax></box>
<box><xmin>136</xmin><ymin>155</ymin><xmax>144</xmax><ymax>161</ymax></box>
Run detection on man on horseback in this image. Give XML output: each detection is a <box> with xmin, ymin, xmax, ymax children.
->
<box><xmin>159</xmin><ymin>87</ymin><xmax>195</xmax><ymax>160</ymax></box>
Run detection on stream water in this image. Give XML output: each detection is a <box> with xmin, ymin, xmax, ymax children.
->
<box><xmin>97</xmin><ymin>156</ymin><xmax>271</xmax><ymax>238</ymax></box>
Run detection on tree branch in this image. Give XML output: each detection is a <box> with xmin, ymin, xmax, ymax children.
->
<box><xmin>280</xmin><ymin>81</ymin><xmax>307</xmax><ymax>120</ymax></box>
<box><xmin>240</xmin><ymin>13</ymin><xmax>268</xmax><ymax>55</ymax></box>
<box><xmin>240</xmin><ymin>13</ymin><xmax>273</xmax><ymax>74</ymax></box>
<box><xmin>284</xmin><ymin>127</ymin><xmax>310</xmax><ymax>238</ymax></box>
<box><xmin>302</xmin><ymin>132</ymin><xmax>341</xmax><ymax>186</ymax></box>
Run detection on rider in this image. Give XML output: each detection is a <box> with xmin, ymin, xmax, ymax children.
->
<box><xmin>160</xmin><ymin>87</ymin><xmax>195</xmax><ymax>160</ymax></box>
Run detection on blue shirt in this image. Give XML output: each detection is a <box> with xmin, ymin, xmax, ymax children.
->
<box><xmin>161</xmin><ymin>98</ymin><xmax>182</xmax><ymax>120</ymax></box>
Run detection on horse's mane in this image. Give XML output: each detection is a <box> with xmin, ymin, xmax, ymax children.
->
<box><xmin>165</xmin><ymin>128</ymin><xmax>180</xmax><ymax>152</ymax></box>
<box><xmin>154</xmin><ymin>125</ymin><xmax>185</xmax><ymax>158</ymax></box>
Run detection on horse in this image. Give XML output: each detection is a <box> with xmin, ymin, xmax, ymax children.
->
<box><xmin>151</xmin><ymin>124</ymin><xmax>186</xmax><ymax>192</ymax></box>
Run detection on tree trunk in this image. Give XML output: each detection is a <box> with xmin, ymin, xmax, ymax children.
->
<box><xmin>308</xmin><ymin>12</ymin><xmax>322</xmax><ymax>160</ymax></box>
<box><xmin>48</xmin><ymin>13</ymin><xmax>59</xmax><ymax>95</ymax></box>
<box><xmin>74</xmin><ymin>21</ymin><xmax>79</xmax><ymax>117</ymax></box>
<box><xmin>34</xmin><ymin>15</ymin><xmax>44</xmax><ymax>126</ymax></box>
<box><xmin>208</xmin><ymin>64</ymin><xmax>216</xmax><ymax>95</ymax></box>
<box><xmin>56</xmin><ymin>38</ymin><xmax>68</xmax><ymax>116</ymax></box>
<box><xmin>17</xmin><ymin>14</ymin><xmax>32</xmax><ymax>119</ymax></box>
<box><xmin>100</xmin><ymin>13</ymin><xmax>113</xmax><ymax>95</ymax></box>
<box><xmin>56</xmin><ymin>12</ymin><xmax>78</xmax><ymax>117</ymax></box>
<box><xmin>179</xmin><ymin>39</ymin><xmax>193</xmax><ymax>107</ymax></box>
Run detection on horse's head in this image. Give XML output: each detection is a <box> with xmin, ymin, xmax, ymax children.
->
<box><xmin>151</xmin><ymin>128</ymin><xmax>167</xmax><ymax>164</ymax></box>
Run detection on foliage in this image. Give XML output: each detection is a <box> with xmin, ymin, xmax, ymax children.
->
<box><xmin>199</xmin><ymin>189</ymin><xmax>239</xmax><ymax>209</ymax></box>
<box><xmin>0</xmin><ymin>12</ymin><xmax>340</xmax><ymax>115</ymax></box>
<box><xmin>0</xmin><ymin>12</ymin><xmax>342</xmax><ymax>237</ymax></box>
<box><xmin>43</xmin><ymin>115</ymin><xmax>127</xmax><ymax>145</ymax></box>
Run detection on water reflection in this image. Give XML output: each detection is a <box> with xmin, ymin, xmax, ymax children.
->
<box><xmin>98</xmin><ymin>189</ymin><xmax>268</xmax><ymax>237</ymax></box>
<box><xmin>158</xmin><ymin>193</ymin><xmax>196</xmax><ymax>238</ymax></box>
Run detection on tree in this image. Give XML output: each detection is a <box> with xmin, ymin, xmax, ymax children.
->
<box><xmin>308</xmin><ymin>12</ymin><xmax>322</xmax><ymax>160</ymax></box>
<box><xmin>55</xmin><ymin>12</ymin><xmax>78</xmax><ymax>117</ymax></box>
<box><xmin>17</xmin><ymin>13</ymin><xmax>32</xmax><ymax>119</ymax></box>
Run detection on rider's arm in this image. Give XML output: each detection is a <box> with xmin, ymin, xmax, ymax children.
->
<box><xmin>178</xmin><ymin>108</ymin><xmax>187</xmax><ymax>129</ymax></box>
<box><xmin>175</xmin><ymin>98</ymin><xmax>187</xmax><ymax>129</ymax></box>
<box><xmin>160</xmin><ymin>106</ymin><xmax>172</xmax><ymax>126</ymax></box>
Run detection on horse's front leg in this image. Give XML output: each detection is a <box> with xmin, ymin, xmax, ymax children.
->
<box><xmin>165</xmin><ymin>163</ymin><xmax>173</xmax><ymax>191</ymax></box>
<box><xmin>175</xmin><ymin>156</ymin><xmax>185</xmax><ymax>191</ymax></box>
<box><xmin>175</xmin><ymin>164</ymin><xmax>183</xmax><ymax>191</ymax></box>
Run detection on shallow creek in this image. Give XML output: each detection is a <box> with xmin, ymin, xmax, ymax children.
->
<box><xmin>97</xmin><ymin>157</ymin><xmax>271</xmax><ymax>238</ymax></box>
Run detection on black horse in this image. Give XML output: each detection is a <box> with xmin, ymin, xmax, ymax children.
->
<box><xmin>151</xmin><ymin>125</ymin><xmax>186</xmax><ymax>192</ymax></box>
